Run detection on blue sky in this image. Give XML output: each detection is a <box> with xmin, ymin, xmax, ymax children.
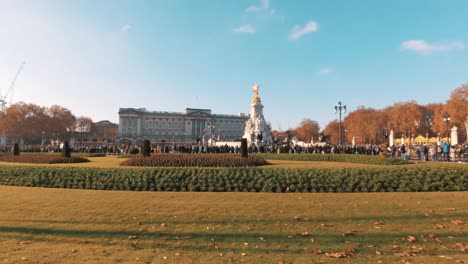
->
<box><xmin>0</xmin><ymin>0</ymin><xmax>467</xmax><ymax>130</ymax></box>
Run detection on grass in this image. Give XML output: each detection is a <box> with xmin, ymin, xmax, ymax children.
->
<box><xmin>0</xmin><ymin>186</ymin><xmax>466</xmax><ymax>263</ymax></box>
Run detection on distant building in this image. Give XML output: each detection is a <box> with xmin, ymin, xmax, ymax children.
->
<box><xmin>72</xmin><ymin>120</ymin><xmax>118</xmax><ymax>147</ymax></box>
<box><xmin>118</xmin><ymin>108</ymin><xmax>248</xmax><ymax>145</ymax></box>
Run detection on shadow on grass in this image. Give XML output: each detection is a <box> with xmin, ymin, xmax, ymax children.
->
<box><xmin>1</xmin><ymin>225</ymin><xmax>465</xmax><ymax>243</ymax></box>
<box><xmin>1</xmin><ymin>211</ymin><xmax>466</xmax><ymax>226</ymax></box>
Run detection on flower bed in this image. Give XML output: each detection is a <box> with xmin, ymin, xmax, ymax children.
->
<box><xmin>0</xmin><ymin>154</ymin><xmax>90</xmax><ymax>164</ymax></box>
<box><xmin>121</xmin><ymin>154</ymin><xmax>269</xmax><ymax>167</ymax></box>
<box><xmin>256</xmin><ymin>153</ymin><xmax>411</xmax><ymax>165</ymax></box>
<box><xmin>0</xmin><ymin>165</ymin><xmax>465</xmax><ymax>192</ymax></box>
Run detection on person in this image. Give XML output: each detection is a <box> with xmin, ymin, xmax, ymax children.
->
<box><xmin>422</xmin><ymin>144</ymin><xmax>428</xmax><ymax>161</ymax></box>
<box><xmin>429</xmin><ymin>144</ymin><xmax>437</xmax><ymax>161</ymax></box>
<box><xmin>442</xmin><ymin>141</ymin><xmax>450</xmax><ymax>162</ymax></box>
<box><xmin>464</xmin><ymin>144</ymin><xmax>468</xmax><ymax>163</ymax></box>
<box><xmin>400</xmin><ymin>144</ymin><xmax>407</xmax><ymax>160</ymax></box>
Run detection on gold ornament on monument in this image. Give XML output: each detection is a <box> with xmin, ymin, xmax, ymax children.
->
<box><xmin>252</xmin><ymin>83</ymin><xmax>261</xmax><ymax>104</ymax></box>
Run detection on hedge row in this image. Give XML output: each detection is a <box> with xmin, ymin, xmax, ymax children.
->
<box><xmin>256</xmin><ymin>153</ymin><xmax>411</xmax><ymax>165</ymax></box>
<box><xmin>0</xmin><ymin>165</ymin><xmax>465</xmax><ymax>192</ymax></box>
<box><xmin>121</xmin><ymin>154</ymin><xmax>269</xmax><ymax>167</ymax></box>
<box><xmin>0</xmin><ymin>154</ymin><xmax>90</xmax><ymax>164</ymax></box>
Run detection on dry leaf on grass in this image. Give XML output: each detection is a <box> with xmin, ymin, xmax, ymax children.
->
<box><xmin>311</xmin><ymin>249</ymin><xmax>323</xmax><ymax>255</ymax></box>
<box><xmin>325</xmin><ymin>252</ymin><xmax>347</xmax><ymax>258</ymax></box>
<box><xmin>455</xmin><ymin>242</ymin><xmax>468</xmax><ymax>253</ymax></box>
<box><xmin>128</xmin><ymin>235</ymin><xmax>139</xmax><ymax>240</ymax></box>
<box><xmin>407</xmin><ymin>236</ymin><xmax>418</xmax><ymax>243</ymax></box>
<box><xmin>452</xmin><ymin>220</ymin><xmax>464</xmax><ymax>225</ymax></box>
<box><xmin>296</xmin><ymin>231</ymin><xmax>310</xmax><ymax>237</ymax></box>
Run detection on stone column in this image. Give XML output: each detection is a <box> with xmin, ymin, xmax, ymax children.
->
<box><xmin>389</xmin><ymin>129</ymin><xmax>394</xmax><ymax>146</ymax></box>
<box><xmin>451</xmin><ymin>126</ymin><xmax>458</xmax><ymax>145</ymax></box>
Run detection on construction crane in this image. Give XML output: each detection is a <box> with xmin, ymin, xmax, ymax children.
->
<box><xmin>1</xmin><ymin>61</ymin><xmax>25</xmax><ymax>111</ymax></box>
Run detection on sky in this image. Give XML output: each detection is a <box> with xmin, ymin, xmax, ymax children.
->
<box><xmin>0</xmin><ymin>0</ymin><xmax>467</xmax><ymax>130</ymax></box>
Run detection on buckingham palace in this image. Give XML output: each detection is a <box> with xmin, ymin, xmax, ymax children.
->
<box><xmin>118</xmin><ymin>108</ymin><xmax>248</xmax><ymax>144</ymax></box>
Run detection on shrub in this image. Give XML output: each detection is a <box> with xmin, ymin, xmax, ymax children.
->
<box><xmin>142</xmin><ymin>140</ymin><xmax>151</xmax><ymax>157</ymax></box>
<box><xmin>241</xmin><ymin>138</ymin><xmax>248</xmax><ymax>158</ymax></box>
<box><xmin>12</xmin><ymin>143</ymin><xmax>19</xmax><ymax>156</ymax></box>
<box><xmin>130</xmin><ymin>148</ymin><xmax>140</xmax><ymax>155</ymax></box>
<box><xmin>62</xmin><ymin>141</ymin><xmax>71</xmax><ymax>158</ymax></box>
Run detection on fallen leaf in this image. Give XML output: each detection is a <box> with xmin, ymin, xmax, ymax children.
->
<box><xmin>446</xmin><ymin>208</ymin><xmax>456</xmax><ymax>211</ymax></box>
<box><xmin>373</xmin><ymin>221</ymin><xmax>383</xmax><ymax>226</ymax></box>
<box><xmin>434</xmin><ymin>224</ymin><xmax>445</xmax><ymax>229</ymax></box>
<box><xmin>325</xmin><ymin>252</ymin><xmax>347</xmax><ymax>258</ymax></box>
<box><xmin>342</xmin><ymin>231</ymin><xmax>355</xmax><ymax>236</ymax></box>
<box><xmin>407</xmin><ymin>236</ymin><xmax>418</xmax><ymax>243</ymax></box>
<box><xmin>297</xmin><ymin>231</ymin><xmax>310</xmax><ymax>237</ymax></box>
<box><xmin>128</xmin><ymin>235</ymin><xmax>139</xmax><ymax>240</ymax></box>
<box><xmin>376</xmin><ymin>250</ymin><xmax>382</xmax><ymax>255</ymax></box>
<box><xmin>311</xmin><ymin>249</ymin><xmax>322</xmax><ymax>255</ymax></box>
<box><xmin>243</xmin><ymin>242</ymin><xmax>249</xmax><ymax>246</ymax></box>
<box><xmin>455</xmin><ymin>242</ymin><xmax>468</xmax><ymax>253</ymax></box>
<box><xmin>452</xmin><ymin>220</ymin><xmax>464</xmax><ymax>225</ymax></box>
<box><xmin>320</xmin><ymin>223</ymin><xmax>333</xmax><ymax>227</ymax></box>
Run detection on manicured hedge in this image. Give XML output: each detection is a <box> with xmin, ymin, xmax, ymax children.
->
<box><xmin>256</xmin><ymin>153</ymin><xmax>411</xmax><ymax>165</ymax></box>
<box><xmin>0</xmin><ymin>154</ymin><xmax>90</xmax><ymax>164</ymax></box>
<box><xmin>0</xmin><ymin>165</ymin><xmax>465</xmax><ymax>192</ymax></box>
<box><xmin>121</xmin><ymin>154</ymin><xmax>269</xmax><ymax>167</ymax></box>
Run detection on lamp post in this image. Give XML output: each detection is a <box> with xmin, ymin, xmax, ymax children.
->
<box><xmin>334</xmin><ymin>101</ymin><xmax>347</xmax><ymax>145</ymax></box>
<box><xmin>443</xmin><ymin>114</ymin><xmax>450</xmax><ymax>140</ymax></box>
<box><xmin>79</xmin><ymin>121</ymin><xmax>85</xmax><ymax>151</ymax></box>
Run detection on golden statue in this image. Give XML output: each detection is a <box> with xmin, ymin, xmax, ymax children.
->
<box><xmin>252</xmin><ymin>83</ymin><xmax>261</xmax><ymax>103</ymax></box>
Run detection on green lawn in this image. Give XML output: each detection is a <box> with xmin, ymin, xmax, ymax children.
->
<box><xmin>0</xmin><ymin>186</ymin><xmax>466</xmax><ymax>263</ymax></box>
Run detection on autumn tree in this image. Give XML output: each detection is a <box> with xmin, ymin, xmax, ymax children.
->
<box><xmin>445</xmin><ymin>84</ymin><xmax>468</xmax><ymax>142</ymax></box>
<box><xmin>384</xmin><ymin>101</ymin><xmax>425</xmax><ymax>138</ymax></box>
<box><xmin>0</xmin><ymin>103</ymin><xmax>78</xmax><ymax>144</ymax></box>
<box><xmin>322</xmin><ymin>120</ymin><xmax>339</xmax><ymax>145</ymax></box>
<box><xmin>294</xmin><ymin>119</ymin><xmax>320</xmax><ymax>142</ymax></box>
<box><xmin>0</xmin><ymin>102</ymin><xmax>48</xmax><ymax>144</ymax></box>
<box><xmin>425</xmin><ymin>103</ymin><xmax>445</xmax><ymax>136</ymax></box>
<box><xmin>45</xmin><ymin>105</ymin><xmax>76</xmax><ymax>141</ymax></box>
<box><xmin>343</xmin><ymin>107</ymin><xmax>386</xmax><ymax>144</ymax></box>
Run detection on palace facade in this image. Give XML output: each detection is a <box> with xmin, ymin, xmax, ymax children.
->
<box><xmin>118</xmin><ymin>108</ymin><xmax>248</xmax><ymax>144</ymax></box>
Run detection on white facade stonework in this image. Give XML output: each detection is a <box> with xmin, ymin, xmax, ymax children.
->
<box><xmin>118</xmin><ymin>108</ymin><xmax>248</xmax><ymax>144</ymax></box>
<box><xmin>242</xmin><ymin>84</ymin><xmax>273</xmax><ymax>145</ymax></box>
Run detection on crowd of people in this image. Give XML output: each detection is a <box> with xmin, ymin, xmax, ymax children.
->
<box><xmin>1</xmin><ymin>141</ymin><xmax>467</xmax><ymax>162</ymax></box>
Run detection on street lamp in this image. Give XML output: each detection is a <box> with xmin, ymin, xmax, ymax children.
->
<box><xmin>334</xmin><ymin>101</ymin><xmax>347</xmax><ymax>145</ymax></box>
<box><xmin>79</xmin><ymin>121</ymin><xmax>85</xmax><ymax>151</ymax></box>
<box><xmin>443</xmin><ymin>114</ymin><xmax>451</xmax><ymax>140</ymax></box>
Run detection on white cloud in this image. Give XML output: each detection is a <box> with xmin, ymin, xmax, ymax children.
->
<box><xmin>401</xmin><ymin>40</ymin><xmax>464</xmax><ymax>55</ymax></box>
<box><xmin>289</xmin><ymin>21</ymin><xmax>319</xmax><ymax>40</ymax></box>
<box><xmin>246</xmin><ymin>0</ymin><xmax>270</xmax><ymax>12</ymax></box>
<box><xmin>233</xmin><ymin>24</ymin><xmax>256</xmax><ymax>34</ymax></box>
<box><xmin>319</xmin><ymin>68</ymin><xmax>333</xmax><ymax>75</ymax></box>
<box><xmin>120</xmin><ymin>24</ymin><xmax>132</xmax><ymax>32</ymax></box>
